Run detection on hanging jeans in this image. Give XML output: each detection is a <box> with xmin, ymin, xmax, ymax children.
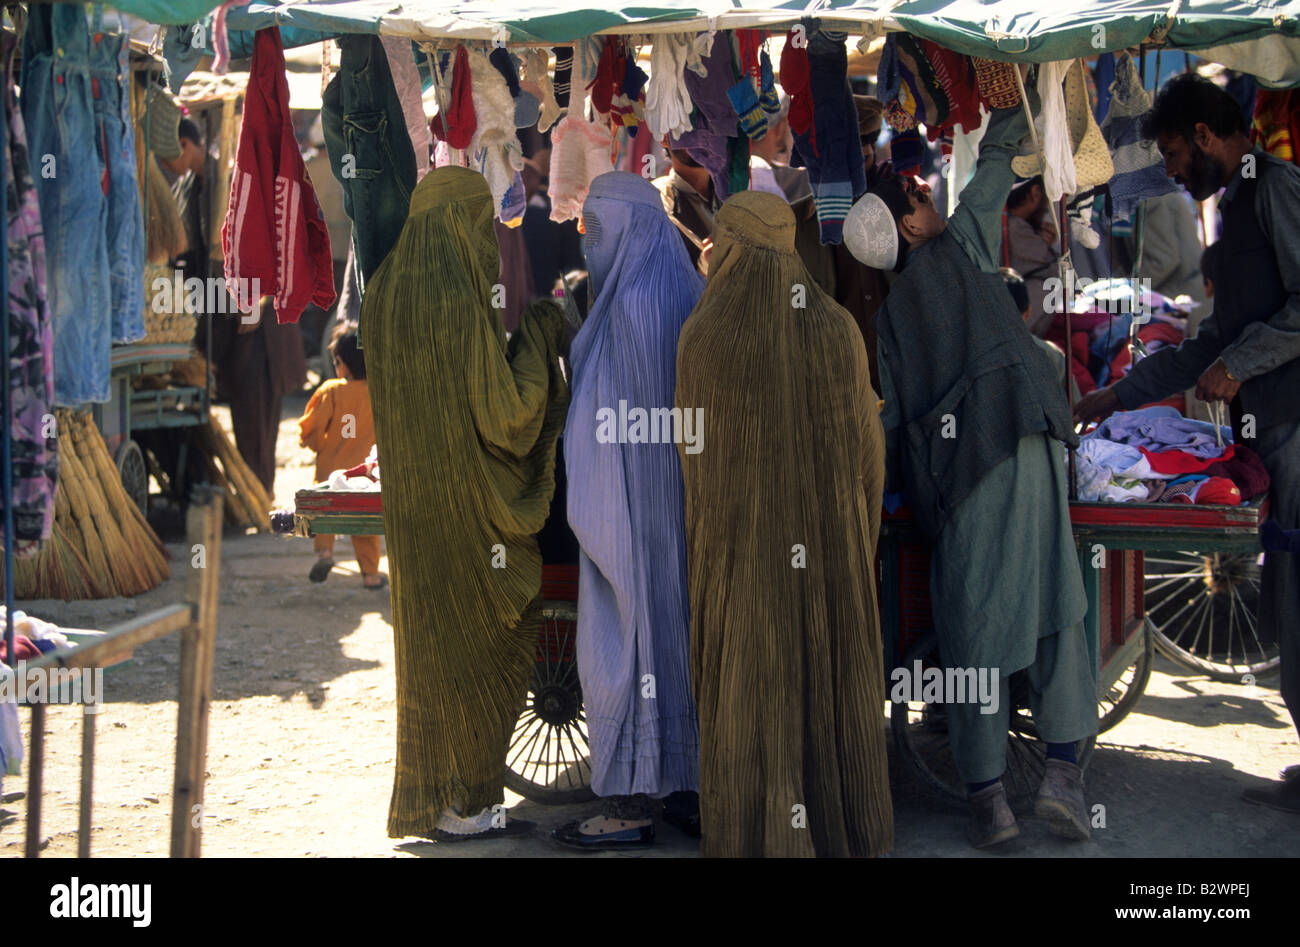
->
<box><xmin>321</xmin><ymin>34</ymin><xmax>417</xmax><ymax>299</ymax></box>
<box><xmin>22</xmin><ymin>4</ymin><xmax>112</xmax><ymax>405</ymax></box>
<box><xmin>3</xmin><ymin>30</ymin><xmax>57</xmax><ymax>552</ymax></box>
<box><xmin>89</xmin><ymin>8</ymin><xmax>145</xmax><ymax>344</ymax></box>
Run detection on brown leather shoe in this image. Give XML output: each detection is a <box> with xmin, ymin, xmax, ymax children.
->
<box><xmin>967</xmin><ymin>781</ymin><xmax>1020</xmax><ymax>849</ymax></box>
<box><xmin>1035</xmin><ymin>758</ymin><xmax>1091</xmax><ymax>840</ymax></box>
<box><xmin>1242</xmin><ymin>767</ymin><xmax>1300</xmax><ymax>814</ymax></box>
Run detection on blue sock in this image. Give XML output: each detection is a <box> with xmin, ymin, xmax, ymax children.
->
<box><xmin>968</xmin><ymin>778</ymin><xmax>1000</xmax><ymax>795</ymax></box>
<box><xmin>1046</xmin><ymin>741</ymin><xmax>1077</xmax><ymax>764</ymax></box>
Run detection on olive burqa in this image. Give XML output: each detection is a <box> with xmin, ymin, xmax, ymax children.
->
<box><xmin>362</xmin><ymin>166</ymin><xmax>569</xmax><ymax>837</ymax></box>
<box><xmin>675</xmin><ymin>190</ymin><xmax>894</xmax><ymax>857</ymax></box>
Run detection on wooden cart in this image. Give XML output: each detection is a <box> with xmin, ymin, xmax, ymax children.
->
<box><xmin>292</xmin><ymin>488</ymin><xmax>1265</xmax><ymax>807</ymax></box>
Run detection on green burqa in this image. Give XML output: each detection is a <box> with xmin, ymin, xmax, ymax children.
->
<box><xmin>676</xmin><ymin>191</ymin><xmax>894</xmax><ymax>857</ymax></box>
<box><xmin>362</xmin><ymin>166</ymin><xmax>569</xmax><ymax>838</ymax></box>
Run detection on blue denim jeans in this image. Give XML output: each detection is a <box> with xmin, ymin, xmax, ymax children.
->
<box><xmin>22</xmin><ymin>4</ymin><xmax>111</xmax><ymax>405</ymax></box>
<box><xmin>89</xmin><ymin>8</ymin><xmax>145</xmax><ymax>344</ymax></box>
<box><xmin>321</xmin><ymin>35</ymin><xmax>417</xmax><ymax>296</ymax></box>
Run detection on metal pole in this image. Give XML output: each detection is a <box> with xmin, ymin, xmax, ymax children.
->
<box><xmin>2</xmin><ymin>8</ymin><xmax>15</xmax><ymax>683</ymax></box>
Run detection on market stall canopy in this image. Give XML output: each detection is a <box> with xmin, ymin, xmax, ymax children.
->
<box><xmin>106</xmin><ymin>0</ymin><xmax>1299</xmax><ymax>61</ymax></box>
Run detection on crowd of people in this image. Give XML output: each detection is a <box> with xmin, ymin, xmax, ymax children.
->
<box><xmin>152</xmin><ymin>28</ymin><xmax>1297</xmax><ymax>855</ymax></box>
<box><xmin>345</xmin><ymin>59</ymin><xmax>1299</xmax><ymax>855</ymax></box>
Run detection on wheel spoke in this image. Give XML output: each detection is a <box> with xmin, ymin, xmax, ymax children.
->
<box><xmin>508</xmin><ymin>716</ymin><xmax>545</xmax><ymax>770</ymax></box>
<box><xmin>1146</xmin><ymin>578</ymin><xmax>1202</xmax><ymax>619</ymax></box>
<box><xmin>1159</xmin><ymin>589</ymin><xmax>1210</xmax><ymax>646</ymax></box>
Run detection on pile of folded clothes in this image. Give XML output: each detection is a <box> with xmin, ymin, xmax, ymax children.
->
<box><xmin>1076</xmin><ymin>406</ymin><xmax>1270</xmax><ymax>505</ymax></box>
<box><xmin>1045</xmin><ymin>279</ymin><xmax>1194</xmax><ymax>398</ymax></box>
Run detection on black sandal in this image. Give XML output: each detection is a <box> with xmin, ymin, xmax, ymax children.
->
<box><xmin>308</xmin><ymin>558</ymin><xmax>335</xmax><ymax>583</ymax></box>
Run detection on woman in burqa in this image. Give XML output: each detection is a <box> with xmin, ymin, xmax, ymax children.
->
<box><xmin>553</xmin><ymin>171</ymin><xmax>704</xmax><ymax>850</ymax></box>
<box><xmin>361</xmin><ymin>166</ymin><xmax>569</xmax><ymax>842</ymax></box>
<box><xmin>675</xmin><ymin>189</ymin><xmax>893</xmax><ymax>857</ymax></box>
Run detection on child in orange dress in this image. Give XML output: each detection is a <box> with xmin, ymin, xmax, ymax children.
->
<box><xmin>297</xmin><ymin>329</ymin><xmax>385</xmax><ymax>589</ymax></box>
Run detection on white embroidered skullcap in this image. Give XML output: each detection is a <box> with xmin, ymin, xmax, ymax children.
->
<box><xmin>844</xmin><ymin>193</ymin><xmax>898</xmax><ymax>271</ymax></box>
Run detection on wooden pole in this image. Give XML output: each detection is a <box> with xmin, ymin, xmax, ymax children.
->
<box><xmin>25</xmin><ymin>702</ymin><xmax>45</xmax><ymax>857</ymax></box>
<box><xmin>78</xmin><ymin>708</ymin><xmax>96</xmax><ymax>857</ymax></box>
<box><xmin>170</xmin><ymin>486</ymin><xmax>223</xmax><ymax>857</ymax></box>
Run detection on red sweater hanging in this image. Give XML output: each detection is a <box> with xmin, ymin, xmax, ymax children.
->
<box><xmin>222</xmin><ymin>26</ymin><xmax>336</xmax><ymax>324</ymax></box>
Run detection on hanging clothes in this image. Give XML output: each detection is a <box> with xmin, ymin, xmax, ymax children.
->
<box><xmin>362</xmin><ymin>166</ymin><xmax>569</xmax><ymax>837</ymax></box>
<box><xmin>785</xmin><ymin>27</ymin><xmax>864</xmax><ymax>245</ymax></box>
<box><xmin>565</xmin><ymin>172</ymin><xmax>703</xmax><ymax>801</ymax></box>
<box><xmin>3</xmin><ymin>27</ymin><xmax>57</xmax><ymax>554</ymax></box>
<box><xmin>1252</xmin><ymin>89</ymin><xmax>1300</xmax><ymax>165</ymax></box>
<box><xmin>1100</xmin><ymin>51</ymin><xmax>1178</xmax><ymax>222</ymax></box>
<box><xmin>224</xmin><ymin>25</ymin><xmax>336</xmax><ymax>324</ymax></box>
<box><xmin>548</xmin><ymin>38</ymin><xmax>614</xmax><ymax>222</ymax></box>
<box><xmin>89</xmin><ymin>8</ymin><xmax>145</xmax><ymax>344</ymax></box>
<box><xmin>380</xmin><ymin>37</ymin><xmax>431</xmax><ymax>180</ymax></box>
<box><xmin>676</xmin><ymin>190</ymin><xmax>893</xmax><ymax>857</ymax></box>
<box><xmin>319</xmin><ymin>29</ymin><xmax>416</xmax><ymax>284</ymax></box>
<box><xmin>21</xmin><ymin>3</ymin><xmax>112</xmax><ymax>405</ymax></box>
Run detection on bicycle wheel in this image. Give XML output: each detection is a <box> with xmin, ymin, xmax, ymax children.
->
<box><xmin>503</xmin><ymin>602</ymin><xmax>596</xmax><ymax>805</ymax></box>
<box><xmin>1145</xmin><ymin>551</ymin><xmax>1279</xmax><ymax>682</ymax></box>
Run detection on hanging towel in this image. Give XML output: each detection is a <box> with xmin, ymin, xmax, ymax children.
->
<box><xmin>223</xmin><ymin>26</ymin><xmax>336</xmax><ymax>323</ymax></box>
<box><xmin>382</xmin><ymin>37</ymin><xmax>431</xmax><ymax>180</ymax></box>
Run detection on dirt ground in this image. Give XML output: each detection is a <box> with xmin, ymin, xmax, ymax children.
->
<box><xmin>2</xmin><ymin>394</ymin><xmax>1299</xmax><ymax>858</ymax></box>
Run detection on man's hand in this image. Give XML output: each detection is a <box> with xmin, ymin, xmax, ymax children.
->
<box><xmin>698</xmin><ymin>237</ymin><xmax>713</xmax><ymax>277</ymax></box>
<box><xmin>1195</xmin><ymin>358</ymin><xmax>1242</xmax><ymax>404</ymax></box>
<box><xmin>1074</xmin><ymin>386</ymin><xmax>1121</xmax><ymax>426</ymax></box>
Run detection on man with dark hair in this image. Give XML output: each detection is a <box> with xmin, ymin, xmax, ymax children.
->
<box><xmin>843</xmin><ymin>94</ymin><xmax>1098</xmax><ymax>849</ymax></box>
<box><xmin>1077</xmin><ymin>73</ymin><xmax>1300</xmax><ymax>814</ymax></box>
<box><xmin>653</xmin><ymin>137</ymin><xmax>718</xmax><ymax>274</ymax></box>
<box><xmin>160</xmin><ymin>118</ymin><xmax>205</xmax><ymax>178</ymax></box>
<box><xmin>1004</xmin><ymin>176</ymin><xmax>1060</xmax><ymax>337</ymax></box>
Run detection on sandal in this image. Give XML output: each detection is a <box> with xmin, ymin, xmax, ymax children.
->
<box><xmin>427</xmin><ymin>817</ymin><xmax>537</xmax><ymax>843</ymax></box>
<box><xmin>308</xmin><ymin>558</ymin><xmax>335</xmax><ymax>583</ymax></box>
<box><xmin>363</xmin><ymin>574</ymin><xmax>389</xmax><ymax>590</ymax></box>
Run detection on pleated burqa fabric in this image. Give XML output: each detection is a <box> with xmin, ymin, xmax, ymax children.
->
<box><xmin>676</xmin><ymin>190</ymin><xmax>893</xmax><ymax>857</ymax></box>
<box><xmin>362</xmin><ymin>166</ymin><xmax>570</xmax><ymax>837</ymax></box>
<box><xmin>565</xmin><ymin>172</ymin><xmax>704</xmax><ymax>798</ymax></box>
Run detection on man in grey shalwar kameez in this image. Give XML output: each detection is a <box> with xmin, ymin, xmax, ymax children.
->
<box><xmin>844</xmin><ymin>95</ymin><xmax>1098</xmax><ymax>848</ymax></box>
<box><xmin>1078</xmin><ymin>75</ymin><xmax>1300</xmax><ymax>815</ymax></box>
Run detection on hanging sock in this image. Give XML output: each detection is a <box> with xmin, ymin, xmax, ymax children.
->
<box><xmin>552</xmin><ymin>46</ymin><xmax>573</xmax><ymax>108</ymax></box>
<box><xmin>727</xmin><ymin>77</ymin><xmax>768</xmax><ymax>141</ymax></box>
<box><xmin>614</xmin><ymin>53</ymin><xmax>647</xmax><ymax>136</ymax></box>
<box><xmin>758</xmin><ymin>49</ymin><xmax>780</xmax><ymax>115</ymax></box>
<box><xmin>429</xmin><ymin>45</ymin><xmax>475</xmax><ymax>150</ymax></box>
<box><xmin>588</xmin><ymin>36</ymin><xmax>617</xmax><ymax>115</ymax></box>
<box><xmin>525</xmin><ymin>49</ymin><xmax>562</xmax><ymax>133</ymax></box>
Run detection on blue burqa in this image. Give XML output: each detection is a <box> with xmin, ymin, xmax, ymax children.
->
<box><xmin>565</xmin><ymin>171</ymin><xmax>704</xmax><ymax>798</ymax></box>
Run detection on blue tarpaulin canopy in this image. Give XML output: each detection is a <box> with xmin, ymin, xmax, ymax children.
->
<box><xmin>101</xmin><ymin>0</ymin><xmax>1298</xmax><ymax>58</ymax></box>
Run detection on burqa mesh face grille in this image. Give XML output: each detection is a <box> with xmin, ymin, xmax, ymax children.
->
<box><xmin>582</xmin><ymin>212</ymin><xmax>602</xmax><ymax>252</ymax></box>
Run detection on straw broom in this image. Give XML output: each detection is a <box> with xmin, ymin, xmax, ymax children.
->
<box><xmin>198</xmin><ymin>416</ymin><xmax>272</xmax><ymax>530</ymax></box>
<box><xmin>70</xmin><ymin>412</ymin><xmax>170</xmax><ymax>588</ymax></box>
<box><xmin>9</xmin><ymin>411</ymin><xmax>172</xmax><ymax>599</ymax></box>
<box><xmin>65</xmin><ymin>416</ymin><xmax>155</xmax><ymax>594</ymax></box>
